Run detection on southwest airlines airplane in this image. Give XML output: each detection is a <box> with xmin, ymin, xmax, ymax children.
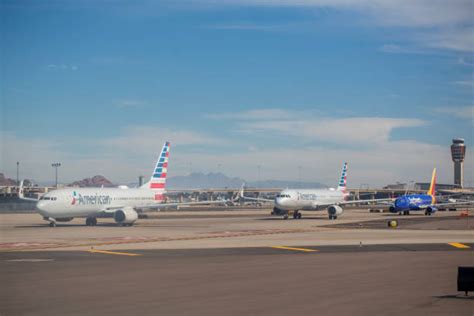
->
<box><xmin>20</xmin><ymin>142</ymin><xmax>228</xmax><ymax>227</ymax></box>
<box><xmin>241</xmin><ymin>163</ymin><xmax>390</xmax><ymax>220</ymax></box>
<box><xmin>388</xmin><ymin>168</ymin><xmax>472</xmax><ymax>215</ymax></box>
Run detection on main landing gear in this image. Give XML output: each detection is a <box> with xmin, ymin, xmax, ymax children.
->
<box><xmin>293</xmin><ymin>210</ymin><xmax>302</xmax><ymax>219</ymax></box>
<box><xmin>398</xmin><ymin>211</ymin><xmax>410</xmax><ymax>216</ymax></box>
<box><xmin>86</xmin><ymin>217</ymin><xmax>97</xmax><ymax>226</ymax></box>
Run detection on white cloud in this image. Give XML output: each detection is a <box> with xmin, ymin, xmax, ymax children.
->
<box><xmin>453</xmin><ymin>79</ymin><xmax>474</xmax><ymax>88</ymax></box>
<box><xmin>199</xmin><ymin>0</ymin><xmax>474</xmax><ymax>52</ymax></box>
<box><xmin>379</xmin><ymin>44</ymin><xmax>423</xmax><ymax>54</ymax></box>
<box><xmin>214</xmin><ymin>0</ymin><xmax>472</xmax><ymax>27</ymax></box>
<box><xmin>114</xmin><ymin>99</ymin><xmax>146</xmax><ymax>108</ymax></box>
<box><xmin>0</xmin><ymin>127</ymin><xmax>225</xmax><ymax>184</ymax></box>
<box><xmin>435</xmin><ymin>106</ymin><xmax>474</xmax><ymax>123</ymax></box>
<box><xmin>420</xmin><ymin>26</ymin><xmax>474</xmax><ymax>52</ymax></box>
<box><xmin>205</xmin><ymin>108</ymin><xmax>297</xmax><ymax>120</ymax></box>
<box><xmin>46</xmin><ymin>64</ymin><xmax>78</xmax><ymax>71</ymax></box>
<box><xmin>210</xmin><ymin>109</ymin><xmax>425</xmax><ymax>145</ymax></box>
<box><xmin>2</xmin><ymin>124</ymin><xmax>473</xmax><ymax>187</ymax></box>
<box><xmin>171</xmin><ymin>140</ymin><xmax>473</xmax><ymax>187</ymax></box>
<box><xmin>101</xmin><ymin>126</ymin><xmax>225</xmax><ymax>154</ymax></box>
<box><xmin>205</xmin><ymin>22</ymin><xmax>286</xmax><ymax>31</ymax></box>
<box><xmin>458</xmin><ymin>57</ymin><xmax>474</xmax><ymax>67</ymax></box>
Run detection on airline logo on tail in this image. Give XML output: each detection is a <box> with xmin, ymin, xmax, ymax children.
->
<box><xmin>427</xmin><ymin>168</ymin><xmax>436</xmax><ymax>203</ymax></box>
<box><xmin>149</xmin><ymin>141</ymin><xmax>170</xmax><ymax>191</ymax></box>
<box><xmin>337</xmin><ymin>162</ymin><xmax>348</xmax><ymax>193</ymax></box>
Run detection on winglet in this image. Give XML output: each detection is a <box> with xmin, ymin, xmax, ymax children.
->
<box><xmin>239</xmin><ymin>182</ymin><xmax>246</xmax><ymax>198</ymax></box>
<box><xmin>18</xmin><ymin>180</ymin><xmax>25</xmax><ymax>199</ymax></box>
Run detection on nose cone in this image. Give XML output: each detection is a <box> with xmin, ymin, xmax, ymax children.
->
<box><xmin>275</xmin><ymin>197</ymin><xmax>288</xmax><ymax>209</ymax></box>
<box><xmin>36</xmin><ymin>201</ymin><xmax>49</xmax><ymax>216</ymax></box>
<box><xmin>395</xmin><ymin>197</ymin><xmax>407</xmax><ymax>208</ymax></box>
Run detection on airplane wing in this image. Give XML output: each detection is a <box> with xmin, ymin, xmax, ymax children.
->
<box><xmin>239</xmin><ymin>183</ymin><xmax>274</xmax><ymax>203</ymax></box>
<box><xmin>100</xmin><ymin>199</ymin><xmax>233</xmax><ymax>213</ymax></box>
<box><xmin>240</xmin><ymin>195</ymin><xmax>274</xmax><ymax>203</ymax></box>
<box><xmin>316</xmin><ymin>198</ymin><xmax>395</xmax><ymax>208</ymax></box>
<box><xmin>138</xmin><ymin>199</ymin><xmax>233</xmax><ymax>210</ymax></box>
<box><xmin>432</xmin><ymin>201</ymin><xmax>473</xmax><ymax>207</ymax></box>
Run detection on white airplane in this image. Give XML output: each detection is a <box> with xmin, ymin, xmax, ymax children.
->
<box><xmin>19</xmin><ymin>142</ymin><xmax>229</xmax><ymax>227</ymax></box>
<box><xmin>241</xmin><ymin>163</ymin><xmax>389</xmax><ymax>220</ymax></box>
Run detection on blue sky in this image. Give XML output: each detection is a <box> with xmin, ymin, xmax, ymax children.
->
<box><xmin>1</xmin><ymin>0</ymin><xmax>473</xmax><ymax>186</ymax></box>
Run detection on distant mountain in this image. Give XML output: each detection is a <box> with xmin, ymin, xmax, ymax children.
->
<box><xmin>166</xmin><ymin>172</ymin><xmax>326</xmax><ymax>190</ymax></box>
<box><xmin>69</xmin><ymin>175</ymin><xmax>115</xmax><ymax>188</ymax></box>
<box><xmin>0</xmin><ymin>173</ymin><xmax>16</xmax><ymax>186</ymax></box>
<box><xmin>167</xmin><ymin>172</ymin><xmax>244</xmax><ymax>189</ymax></box>
<box><xmin>248</xmin><ymin>179</ymin><xmax>327</xmax><ymax>189</ymax></box>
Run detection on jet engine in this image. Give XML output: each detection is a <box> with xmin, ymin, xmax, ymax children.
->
<box><xmin>425</xmin><ymin>206</ymin><xmax>437</xmax><ymax>215</ymax></box>
<box><xmin>327</xmin><ymin>205</ymin><xmax>343</xmax><ymax>220</ymax></box>
<box><xmin>56</xmin><ymin>217</ymin><xmax>74</xmax><ymax>222</ymax></box>
<box><xmin>114</xmin><ymin>207</ymin><xmax>138</xmax><ymax>226</ymax></box>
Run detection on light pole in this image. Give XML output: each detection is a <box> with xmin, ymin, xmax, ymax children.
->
<box><xmin>51</xmin><ymin>163</ymin><xmax>61</xmax><ymax>188</ymax></box>
<box><xmin>16</xmin><ymin>161</ymin><xmax>19</xmax><ymax>186</ymax></box>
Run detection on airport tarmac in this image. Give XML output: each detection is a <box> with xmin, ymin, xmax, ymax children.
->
<box><xmin>1</xmin><ymin>208</ymin><xmax>473</xmax><ymax>315</ymax></box>
<box><xmin>0</xmin><ymin>208</ymin><xmax>472</xmax><ymax>251</ymax></box>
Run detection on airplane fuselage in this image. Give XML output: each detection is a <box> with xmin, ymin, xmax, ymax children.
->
<box><xmin>36</xmin><ymin>187</ymin><xmax>164</xmax><ymax>219</ymax></box>
<box><xmin>275</xmin><ymin>189</ymin><xmax>347</xmax><ymax>211</ymax></box>
<box><xmin>390</xmin><ymin>194</ymin><xmax>435</xmax><ymax>213</ymax></box>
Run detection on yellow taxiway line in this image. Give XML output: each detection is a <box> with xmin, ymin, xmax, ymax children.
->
<box><xmin>448</xmin><ymin>243</ymin><xmax>470</xmax><ymax>249</ymax></box>
<box><xmin>271</xmin><ymin>246</ymin><xmax>318</xmax><ymax>253</ymax></box>
<box><xmin>88</xmin><ymin>249</ymin><xmax>142</xmax><ymax>256</ymax></box>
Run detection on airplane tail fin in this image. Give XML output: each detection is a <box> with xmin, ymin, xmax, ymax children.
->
<box><xmin>427</xmin><ymin>168</ymin><xmax>436</xmax><ymax>202</ymax></box>
<box><xmin>141</xmin><ymin>141</ymin><xmax>171</xmax><ymax>191</ymax></box>
<box><xmin>336</xmin><ymin>162</ymin><xmax>348</xmax><ymax>192</ymax></box>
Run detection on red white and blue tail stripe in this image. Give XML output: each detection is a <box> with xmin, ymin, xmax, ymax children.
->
<box><xmin>142</xmin><ymin>141</ymin><xmax>170</xmax><ymax>191</ymax></box>
<box><xmin>336</xmin><ymin>162</ymin><xmax>348</xmax><ymax>192</ymax></box>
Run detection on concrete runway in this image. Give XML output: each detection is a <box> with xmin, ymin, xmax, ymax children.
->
<box><xmin>1</xmin><ymin>209</ymin><xmax>473</xmax><ymax>315</ymax></box>
<box><xmin>1</xmin><ymin>245</ymin><xmax>473</xmax><ymax>315</ymax></box>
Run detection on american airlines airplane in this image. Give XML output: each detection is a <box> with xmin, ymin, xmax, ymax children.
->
<box><xmin>241</xmin><ymin>163</ymin><xmax>389</xmax><ymax>220</ymax></box>
<box><xmin>19</xmin><ymin>142</ymin><xmax>228</xmax><ymax>227</ymax></box>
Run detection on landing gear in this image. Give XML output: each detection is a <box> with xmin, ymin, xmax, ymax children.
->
<box><xmin>425</xmin><ymin>210</ymin><xmax>432</xmax><ymax>216</ymax></box>
<box><xmin>86</xmin><ymin>217</ymin><xmax>97</xmax><ymax>226</ymax></box>
<box><xmin>293</xmin><ymin>210</ymin><xmax>302</xmax><ymax>219</ymax></box>
<box><xmin>329</xmin><ymin>215</ymin><xmax>337</xmax><ymax>220</ymax></box>
<box><xmin>400</xmin><ymin>211</ymin><xmax>410</xmax><ymax>216</ymax></box>
<box><xmin>283</xmin><ymin>214</ymin><xmax>289</xmax><ymax>220</ymax></box>
<box><xmin>49</xmin><ymin>221</ymin><xmax>56</xmax><ymax>227</ymax></box>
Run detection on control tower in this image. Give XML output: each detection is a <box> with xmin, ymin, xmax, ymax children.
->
<box><xmin>451</xmin><ymin>138</ymin><xmax>466</xmax><ymax>188</ymax></box>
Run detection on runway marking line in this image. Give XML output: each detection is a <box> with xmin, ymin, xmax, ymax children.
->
<box><xmin>448</xmin><ymin>243</ymin><xmax>470</xmax><ymax>249</ymax></box>
<box><xmin>271</xmin><ymin>246</ymin><xmax>318</xmax><ymax>253</ymax></box>
<box><xmin>88</xmin><ymin>249</ymin><xmax>142</xmax><ymax>256</ymax></box>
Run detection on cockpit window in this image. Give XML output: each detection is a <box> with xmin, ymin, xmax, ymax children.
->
<box><xmin>278</xmin><ymin>194</ymin><xmax>291</xmax><ymax>198</ymax></box>
<box><xmin>40</xmin><ymin>196</ymin><xmax>57</xmax><ymax>201</ymax></box>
